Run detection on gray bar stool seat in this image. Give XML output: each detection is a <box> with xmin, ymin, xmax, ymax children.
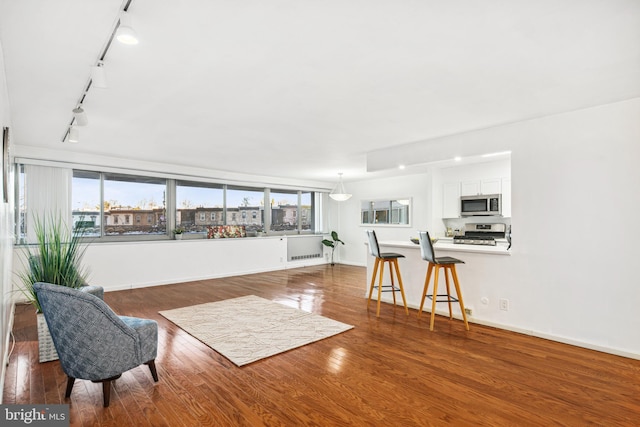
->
<box><xmin>417</xmin><ymin>231</ymin><xmax>470</xmax><ymax>331</ymax></box>
<box><xmin>366</xmin><ymin>230</ymin><xmax>409</xmax><ymax>317</ymax></box>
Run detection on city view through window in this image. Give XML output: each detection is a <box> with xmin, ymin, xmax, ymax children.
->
<box><xmin>70</xmin><ymin>171</ymin><xmax>314</xmax><ymax>237</ymax></box>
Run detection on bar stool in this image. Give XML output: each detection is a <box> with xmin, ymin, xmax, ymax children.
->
<box><xmin>417</xmin><ymin>231</ymin><xmax>469</xmax><ymax>331</ymax></box>
<box><xmin>365</xmin><ymin>230</ymin><xmax>409</xmax><ymax>317</ymax></box>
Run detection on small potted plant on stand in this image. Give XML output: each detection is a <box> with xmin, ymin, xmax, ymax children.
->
<box><xmin>173</xmin><ymin>227</ymin><xmax>184</xmax><ymax>240</ymax></box>
<box><xmin>322</xmin><ymin>231</ymin><xmax>345</xmax><ymax>266</ymax></box>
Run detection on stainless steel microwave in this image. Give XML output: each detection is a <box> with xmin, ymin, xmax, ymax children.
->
<box><xmin>460</xmin><ymin>194</ymin><xmax>502</xmax><ymax>216</ymax></box>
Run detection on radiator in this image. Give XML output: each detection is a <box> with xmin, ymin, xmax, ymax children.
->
<box><xmin>287</xmin><ymin>236</ymin><xmax>324</xmax><ymax>262</ymax></box>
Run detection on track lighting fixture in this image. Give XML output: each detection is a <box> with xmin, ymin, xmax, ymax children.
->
<box><xmin>329</xmin><ymin>173</ymin><xmax>352</xmax><ymax>201</ymax></box>
<box><xmin>116</xmin><ymin>11</ymin><xmax>139</xmax><ymax>45</ymax></box>
<box><xmin>91</xmin><ymin>62</ymin><xmax>107</xmax><ymax>88</ymax></box>
<box><xmin>72</xmin><ymin>107</ymin><xmax>88</xmax><ymax>126</ymax></box>
<box><xmin>68</xmin><ymin>126</ymin><xmax>80</xmax><ymax>143</ymax></box>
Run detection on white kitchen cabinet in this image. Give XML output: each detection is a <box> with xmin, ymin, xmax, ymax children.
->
<box><xmin>461</xmin><ymin>178</ymin><xmax>501</xmax><ymax>196</ymax></box>
<box><xmin>460</xmin><ymin>181</ymin><xmax>480</xmax><ymax>196</ymax></box>
<box><xmin>501</xmin><ymin>178</ymin><xmax>512</xmax><ymax>217</ymax></box>
<box><xmin>442</xmin><ymin>182</ymin><xmax>461</xmax><ymax>218</ymax></box>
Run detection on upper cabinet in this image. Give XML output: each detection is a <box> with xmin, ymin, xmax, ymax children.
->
<box><xmin>461</xmin><ymin>178</ymin><xmax>501</xmax><ymax>196</ymax></box>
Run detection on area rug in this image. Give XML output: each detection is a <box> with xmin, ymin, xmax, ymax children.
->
<box><xmin>159</xmin><ymin>295</ymin><xmax>354</xmax><ymax>366</ymax></box>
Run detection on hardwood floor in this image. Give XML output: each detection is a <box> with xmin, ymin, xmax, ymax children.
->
<box><xmin>4</xmin><ymin>265</ymin><xmax>640</xmax><ymax>426</ymax></box>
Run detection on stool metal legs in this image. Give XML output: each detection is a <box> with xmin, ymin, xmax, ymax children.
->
<box><xmin>418</xmin><ymin>263</ymin><xmax>470</xmax><ymax>331</ymax></box>
<box><xmin>367</xmin><ymin>257</ymin><xmax>409</xmax><ymax>317</ymax></box>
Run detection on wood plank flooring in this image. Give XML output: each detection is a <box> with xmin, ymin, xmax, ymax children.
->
<box><xmin>4</xmin><ymin>265</ymin><xmax>640</xmax><ymax>426</ymax></box>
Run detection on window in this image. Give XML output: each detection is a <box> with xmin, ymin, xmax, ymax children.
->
<box><xmin>176</xmin><ymin>180</ymin><xmax>224</xmax><ymax>233</ymax></box>
<box><xmin>103</xmin><ymin>173</ymin><xmax>166</xmax><ymax>235</ymax></box>
<box><xmin>269</xmin><ymin>190</ymin><xmax>314</xmax><ymax>232</ymax></box>
<box><xmin>227</xmin><ymin>186</ymin><xmax>264</xmax><ymax>232</ymax></box>
<box><xmin>72</xmin><ymin>170</ymin><xmax>101</xmax><ymax>237</ymax></box>
<box><xmin>31</xmin><ymin>166</ymin><xmax>322</xmax><ymax>242</ymax></box>
<box><xmin>360</xmin><ymin>199</ymin><xmax>411</xmax><ymax>226</ymax></box>
<box><xmin>72</xmin><ymin>170</ymin><xmax>168</xmax><ymax>238</ymax></box>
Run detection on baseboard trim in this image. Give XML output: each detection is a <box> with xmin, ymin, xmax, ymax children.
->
<box><xmin>375</xmin><ymin>297</ymin><xmax>640</xmax><ymax>361</ymax></box>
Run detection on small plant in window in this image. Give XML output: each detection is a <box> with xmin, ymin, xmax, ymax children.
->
<box><xmin>173</xmin><ymin>227</ymin><xmax>185</xmax><ymax>239</ymax></box>
<box><xmin>322</xmin><ymin>231</ymin><xmax>345</xmax><ymax>266</ymax></box>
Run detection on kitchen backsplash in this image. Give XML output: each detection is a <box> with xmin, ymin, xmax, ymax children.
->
<box><xmin>442</xmin><ymin>217</ymin><xmax>511</xmax><ymax>237</ymax></box>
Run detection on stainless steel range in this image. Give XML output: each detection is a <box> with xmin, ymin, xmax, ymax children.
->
<box><xmin>453</xmin><ymin>223</ymin><xmax>506</xmax><ymax>246</ymax></box>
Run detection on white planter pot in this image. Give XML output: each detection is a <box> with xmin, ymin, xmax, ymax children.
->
<box><xmin>175</xmin><ymin>234</ymin><xmax>183</xmax><ymax>240</ymax></box>
<box><xmin>37</xmin><ymin>312</ymin><xmax>59</xmax><ymax>363</ymax></box>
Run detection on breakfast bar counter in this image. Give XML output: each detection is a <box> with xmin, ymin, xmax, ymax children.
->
<box><xmin>365</xmin><ymin>239</ymin><xmax>513</xmax><ymax>318</ymax></box>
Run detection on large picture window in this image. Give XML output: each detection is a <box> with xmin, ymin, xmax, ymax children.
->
<box><xmin>19</xmin><ymin>165</ymin><xmax>320</xmax><ymax>242</ymax></box>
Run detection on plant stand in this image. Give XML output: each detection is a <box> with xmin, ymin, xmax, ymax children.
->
<box><xmin>37</xmin><ymin>312</ymin><xmax>59</xmax><ymax>362</ymax></box>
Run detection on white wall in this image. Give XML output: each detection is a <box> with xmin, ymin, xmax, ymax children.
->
<box><xmin>0</xmin><ymin>39</ymin><xmax>14</xmax><ymax>401</ymax></box>
<box><xmin>13</xmin><ymin>236</ymin><xmax>326</xmax><ymax>293</ymax></box>
<box><xmin>335</xmin><ymin>98</ymin><xmax>640</xmax><ymax>358</ymax></box>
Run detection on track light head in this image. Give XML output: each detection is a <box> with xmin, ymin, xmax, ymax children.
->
<box><xmin>68</xmin><ymin>126</ymin><xmax>80</xmax><ymax>143</ymax></box>
<box><xmin>72</xmin><ymin>107</ymin><xmax>88</xmax><ymax>126</ymax></box>
<box><xmin>116</xmin><ymin>12</ymin><xmax>139</xmax><ymax>45</ymax></box>
<box><xmin>91</xmin><ymin>62</ymin><xmax>108</xmax><ymax>88</ymax></box>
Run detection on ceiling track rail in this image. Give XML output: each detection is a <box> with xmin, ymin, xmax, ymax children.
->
<box><xmin>61</xmin><ymin>0</ymin><xmax>135</xmax><ymax>143</ymax></box>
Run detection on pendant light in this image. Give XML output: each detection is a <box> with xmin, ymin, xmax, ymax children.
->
<box><xmin>329</xmin><ymin>173</ymin><xmax>352</xmax><ymax>201</ymax></box>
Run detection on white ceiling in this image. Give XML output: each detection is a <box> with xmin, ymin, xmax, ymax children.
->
<box><xmin>1</xmin><ymin>0</ymin><xmax>639</xmax><ymax>184</ymax></box>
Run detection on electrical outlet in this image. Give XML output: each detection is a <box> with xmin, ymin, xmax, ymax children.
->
<box><xmin>499</xmin><ymin>298</ymin><xmax>509</xmax><ymax>311</ymax></box>
<box><xmin>464</xmin><ymin>307</ymin><xmax>473</xmax><ymax>316</ymax></box>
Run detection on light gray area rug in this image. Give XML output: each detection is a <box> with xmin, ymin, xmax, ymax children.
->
<box><xmin>159</xmin><ymin>295</ymin><xmax>354</xmax><ymax>366</ymax></box>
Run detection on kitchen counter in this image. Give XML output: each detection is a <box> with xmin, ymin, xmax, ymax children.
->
<box><xmin>365</xmin><ymin>238</ymin><xmax>512</xmax><ymax>317</ymax></box>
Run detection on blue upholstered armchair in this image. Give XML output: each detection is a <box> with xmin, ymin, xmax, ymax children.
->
<box><xmin>33</xmin><ymin>282</ymin><xmax>159</xmax><ymax>407</ymax></box>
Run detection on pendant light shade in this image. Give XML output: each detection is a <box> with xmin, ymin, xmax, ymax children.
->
<box><xmin>72</xmin><ymin>107</ymin><xmax>88</xmax><ymax>126</ymax></box>
<box><xmin>68</xmin><ymin>126</ymin><xmax>80</xmax><ymax>143</ymax></box>
<box><xmin>116</xmin><ymin>12</ymin><xmax>139</xmax><ymax>45</ymax></box>
<box><xmin>329</xmin><ymin>173</ymin><xmax>352</xmax><ymax>201</ymax></box>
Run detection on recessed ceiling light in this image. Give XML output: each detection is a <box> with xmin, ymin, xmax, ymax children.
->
<box><xmin>398</xmin><ymin>164</ymin><xmax>406</xmax><ymax>170</ymax></box>
<box><xmin>454</xmin><ymin>156</ymin><xmax>462</xmax><ymax>162</ymax></box>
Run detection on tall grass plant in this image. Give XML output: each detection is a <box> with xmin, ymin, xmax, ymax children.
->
<box><xmin>18</xmin><ymin>215</ymin><xmax>90</xmax><ymax>312</ymax></box>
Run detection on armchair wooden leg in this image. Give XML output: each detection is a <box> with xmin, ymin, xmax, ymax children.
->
<box><xmin>146</xmin><ymin>360</ymin><xmax>159</xmax><ymax>382</ymax></box>
<box><xmin>65</xmin><ymin>377</ymin><xmax>75</xmax><ymax>398</ymax></box>
<box><xmin>102</xmin><ymin>381</ymin><xmax>111</xmax><ymax>408</ymax></box>
<box><xmin>92</xmin><ymin>374</ymin><xmax>121</xmax><ymax>408</ymax></box>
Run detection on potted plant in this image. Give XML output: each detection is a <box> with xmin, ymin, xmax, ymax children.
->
<box><xmin>17</xmin><ymin>214</ymin><xmax>91</xmax><ymax>362</ymax></box>
<box><xmin>173</xmin><ymin>227</ymin><xmax>185</xmax><ymax>240</ymax></box>
<box><xmin>322</xmin><ymin>231</ymin><xmax>345</xmax><ymax>266</ymax></box>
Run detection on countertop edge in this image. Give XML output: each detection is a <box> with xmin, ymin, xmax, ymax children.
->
<box><xmin>368</xmin><ymin>240</ymin><xmax>511</xmax><ymax>256</ymax></box>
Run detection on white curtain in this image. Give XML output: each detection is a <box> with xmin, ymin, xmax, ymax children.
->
<box><xmin>25</xmin><ymin>164</ymin><xmax>72</xmax><ymax>243</ymax></box>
